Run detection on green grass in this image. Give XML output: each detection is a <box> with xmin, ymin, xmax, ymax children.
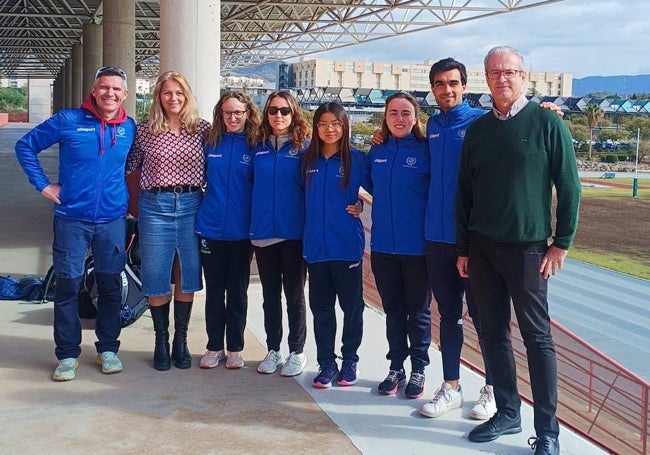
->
<box><xmin>569</xmin><ymin>247</ymin><xmax>650</xmax><ymax>281</ymax></box>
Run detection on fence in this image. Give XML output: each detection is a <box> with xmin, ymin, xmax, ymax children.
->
<box><xmin>359</xmin><ymin>194</ymin><xmax>649</xmax><ymax>455</ymax></box>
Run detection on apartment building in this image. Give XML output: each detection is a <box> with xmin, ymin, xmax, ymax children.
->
<box><xmin>288</xmin><ymin>58</ymin><xmax>572</xmax><ymax>97</ymax></box>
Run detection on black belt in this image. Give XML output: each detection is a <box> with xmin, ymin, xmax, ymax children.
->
<box><xmin>149</xmin><ymin>185</ymin><xmax>200</xmax><ymax>194</ymax></box>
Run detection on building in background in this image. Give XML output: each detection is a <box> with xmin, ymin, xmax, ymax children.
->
<box><xmin>287</xmin><ymin>58</ymin><xmax>573</xmax><ymax>97</ymax></box>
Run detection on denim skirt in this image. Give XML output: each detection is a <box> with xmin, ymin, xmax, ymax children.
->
<box><xmin>138</xmin><ymin>190</ymin><xmax>203</xmax><ymax>296</ymax></box>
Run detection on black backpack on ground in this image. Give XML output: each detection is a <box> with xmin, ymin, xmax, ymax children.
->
<box><xmin>39</xmin><ymin>218</ymin><xmax>148</xmax><ymax>327</ymax></box>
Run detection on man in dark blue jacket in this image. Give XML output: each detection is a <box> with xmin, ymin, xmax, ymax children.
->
<box><xmin>16</xmin><ymin>66</ymin><xmax>136</xmax><ymax>381</ymax></box>
<box><xmin>418</xmin><ymin>58</ymin><xmax>497</xmax><ymax>420</ymax></box>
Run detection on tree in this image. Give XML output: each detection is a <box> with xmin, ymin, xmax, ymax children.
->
<box><xmin>585</xmin><ymin>104</ymin><xmax>604</xmax><ymax>161</ymax></box>
<box><xmin>625</xmin><ymin>117</ymin><xmax>650</xmax><ymax>163</ymax></box>
<box><xmin>0</xmin><ymin>87</ymin><xmax>27</xmax><ymax>113</ymax></box>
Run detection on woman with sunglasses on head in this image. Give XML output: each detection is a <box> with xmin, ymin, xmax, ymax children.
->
<box><xmin>195</xmin><ymin>91</ymin><xmax>261</xmax><ymax>370</ymax></box>
<box><xmin>368</xmin><ymin>92</ymin><xmax>431</xmax><ymax>399</ymax></box>
<box><xmin>250</xmin><ymin>91</ymin><xmax>311</xmax><ymax>377</ymax></box>
<box><xmin>302</xmin><ymin>102</ymin><xmax>372</xmax><ymax>388</ymax></box>
<box><xmin>126</xmin><ymin>71</ymin><xmax>210</xmax><ymax>371</ymax></box>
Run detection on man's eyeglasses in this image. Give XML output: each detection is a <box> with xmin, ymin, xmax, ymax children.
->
<box><xmin>223</xmin><ymin>110</ymin><xmax>247</xmax><ymax>119</ymax></box>
<box><xmin>95</xmin><ymin>66</ymin><xmax>127</xmax><ymax>81</ymax></box>
<box><xmin>316</xmin><ymin>121</ymin><xmax>344</xmax><ymax>131</ymax></box>
<box><xmin>268</xmin><ymin>106</ymin><xmax>292</xmax><ymax>116</ymax></box>
<box><xmin>486</xmin><ymin>69</ymin><xmax>523</xmax><ymax>80</ymax></box>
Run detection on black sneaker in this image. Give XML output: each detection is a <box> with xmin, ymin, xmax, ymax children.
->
<box><xmin>404</xmin><ymin>371</ymin><xmax>426</xmax><ymax>398</ymax></box>
<box><xmin>378</xmin><ymin>369</ymin><xmax>406</xmax><ymax>395</ymax></box>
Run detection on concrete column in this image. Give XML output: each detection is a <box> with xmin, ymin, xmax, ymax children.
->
<box><xmin>71</xmin><ymin>44</ymin><xmax>84</xmax><ymax>107</ymax></box>
<box><xmin>64</xmin><ymin>59</ymin><xmax>72</xmax><ymax>109</ymax></box>
<box><xmin>28</xmin><ymin>79</ymin><xmax>53</xmax><ymax>123</ymax></box>
<box><xmin>102</xmin><ymin>0</ymin><xmax>136</xmax><ymax>116</ymax></box>
<box><xmin>160</xmin><ymin>0</ymin><xmax>220</xmax><ymax>120</ymax></box>
<box><xmin>56</xmin><ymin>74</ymin><xmax>63</xmax><ymax>113</ymax></box>
<box><xmin>83</xmin><ymin>23</ymin><xmax>103</xmax><ymax>97</ymax></box>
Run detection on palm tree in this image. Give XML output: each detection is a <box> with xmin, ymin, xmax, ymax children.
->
<box><xmin>585</xmin><ymin>104</ymin><xmax>604</xmax><ymax>161</ymax></box>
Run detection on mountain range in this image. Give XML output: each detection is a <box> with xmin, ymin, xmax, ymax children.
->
<box><xmin>230</xmin><ymin>63</ymin><xmax>650</xmax><ymax>98</ymax></box>
<box><xmin>573</xmin><ymin>75</ymin><xmax>650</xmax><ymax>97</ymax></box>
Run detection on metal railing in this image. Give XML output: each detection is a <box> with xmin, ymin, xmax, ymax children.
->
<box><xmin>359</xmin><ymin>194</ymin><xmax>649</xmax><ymax>455</ymax></box>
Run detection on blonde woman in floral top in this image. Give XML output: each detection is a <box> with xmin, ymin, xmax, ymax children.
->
<box><xmin>126</xmin><ymin>71</ymin><xmax>210</xmax><ymax>371</ymax></box>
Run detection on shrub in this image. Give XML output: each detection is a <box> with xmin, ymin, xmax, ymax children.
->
<box><xmin>602</xmin><ymin>154</ymin><xmax>618</xmax><ymax>163</ymax></box>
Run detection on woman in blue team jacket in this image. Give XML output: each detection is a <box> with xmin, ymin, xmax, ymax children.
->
<box><xmin>368</xmin><ymin>92</ymin><xmax>431</xmax><ymax>399</ymax></box>
<box><xmin>195</xmin><ymin>91</ymin><xmax>261</xmax><ymax>370</ymax></box>
<box><xmin>250</xmin><ymin>91</ymin><xmax>311</xmax><ymax>378</ymax></box>
<box><xmin>302</xmin><ymin>102</ymin><xmax>372</xmax><ymax>388</ymax></box>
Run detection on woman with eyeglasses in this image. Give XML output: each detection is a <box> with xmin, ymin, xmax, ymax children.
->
<box><xmin>368</xmin><ymin>92</ymin><xmax>431</xmax><ymax>399</ymax></box>
<box><xmin>250</xmin><ymin>91</ymin><xmax>311</xmax><ymax>377</ymax></box>
<box><xmin>195</xmin><ymin>91</ymin><xmax>261</xmax><ymax>370</ymax></box>
<box><xmin>126</xmin><ymin>71</ymin><xmax>210</xmax><ymax>371</ymax></box>
<box><xmin>302</xmin><ymin>102</ymin><xmax>372</xmax><ymax>388</ymax></box>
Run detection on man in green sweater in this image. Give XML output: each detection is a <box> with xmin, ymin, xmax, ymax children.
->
<box><xmin>455</xmin><ymin>46</ymin><xmax>581</xmax><ymax>455</ymax></box>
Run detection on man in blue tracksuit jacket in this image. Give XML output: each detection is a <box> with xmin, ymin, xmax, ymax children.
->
<box><xmin>15</xmin><ymin>66</ymin><xmax>136</xmax><ymax>382</ymax></box>
<box><xmin>419</xmin><ymin>58</ymin><xmax>496</xmax><ymax>420</ymax></box>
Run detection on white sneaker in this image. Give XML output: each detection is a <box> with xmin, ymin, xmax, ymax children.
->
<box><xmin>226</xmin><ymin>351</ymin><xmax>244</xmax><ymax>369</ymax></box>
<box><xmin>469</xmin><ymin>385</ymin><xmax>497</xmax><ymax>420</ymax></box>
<box><xmin>419</xmin><ymin>382</ymin><xmax>463</xmax><ymax>418</ymax></box>
<box><xmin>281</xmin><ymin>352</ymin><xmax>307</xmax><ymax>377</ymax></box>
<box><xmin>257</xmin><ymin>350</ymin><xmax>284</xmax><ymax>374</ymax></box>
<box><xmin>200</xmin><ymin>350</ymin><xmax>226</xmax><ymax>369</ymax></box>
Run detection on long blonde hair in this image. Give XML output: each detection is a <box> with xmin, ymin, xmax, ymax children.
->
<box><xmin>147</xmin><ymin>71</ymin><xmax>201</xmax><ymax>135</ymax></box>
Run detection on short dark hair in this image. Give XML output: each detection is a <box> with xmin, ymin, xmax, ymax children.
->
<box><xmin>429</xmin><ymin>58</ymin><xmax>467</xmax><ymax>86</ymax></box>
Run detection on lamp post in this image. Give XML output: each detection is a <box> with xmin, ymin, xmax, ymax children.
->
<box><xmin>633</xmin><ymin>128</ymin><xmax>640</xmax><ymax>198</ymax></box>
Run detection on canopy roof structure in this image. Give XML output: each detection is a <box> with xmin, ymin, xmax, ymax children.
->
<box><xmin>0</xmin><ymin>0</ymin><xmax>565</xmax><ymax>79</ymax></box>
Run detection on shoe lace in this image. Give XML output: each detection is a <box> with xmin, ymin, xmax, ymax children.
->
<box><xmin>431</xmin><ymin>383</ymin><xmax>454</xmax><ymax>404</ymax></box>
<box><xmin>286</xmin><ymin>353</ymin><xmax>301</xmax><ymax>366</ymax></box>
<box><xmin>264</xmin><ymin>350</ymin><xmax>278</xmax><ymax>362</ymax></box>
<box><xmin>319</xmin><ymin>363</ymin><xmax>338</xmax><ymax>378</ymax></box>
<box><xmin>340</xmin><ymin>361</ymin><xmax>356</xmax><ymax>377</ymax></box>
<box><xmin>477</xmin><ymin>385</ymin><xmax>493</xmax><ymax>406</ymax></box>
<box><xmin>528</xmin><ymin>436</ymin><xmax>551</xmax><ymax>451</ymax></box>
<box><xmin>385</xmin><ymin>369</ymin><xmax>404</xmax><ymax>382</ymax></box>
<box><xmin>409</xmin><ymin>372</ymin><xmax>425</xmax><ymax>388</ymax></box>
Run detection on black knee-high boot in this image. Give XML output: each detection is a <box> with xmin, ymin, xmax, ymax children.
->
<box><xmin>150</xmin><ymin>303</ymin><xmax>171</xmax><ymax>371</ymax></box>
<box><xmin>172</xmin><ymin>300</ymin><xmax>193</xmax><ymax>369</ymax></box>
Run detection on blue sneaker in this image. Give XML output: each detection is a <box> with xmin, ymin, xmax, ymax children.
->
<box><xmin>337</xmin><ymin>359</ymin><xmax>358</xmax><ymax>386</ymax></box>
<box><xmin>313</xmin><ymin>362</ymin><xmax>339</xmax><ymax>389</ymax></box>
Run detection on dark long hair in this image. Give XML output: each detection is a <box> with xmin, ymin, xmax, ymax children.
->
<box><xmin>302</xmin><ymin>102</ymin><xmax>352</xmax><ymax>189</ymax></box>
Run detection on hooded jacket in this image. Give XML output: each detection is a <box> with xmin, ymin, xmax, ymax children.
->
<box><xmin>368</xmin><ymin>133</ymin><xmax>430</xmax><ymax>255</ymax></box>
<box><xmin>425</xmin><ymin>100</ymin><xmax>486</xmax><ymax>244</ymax></box>
<box><xmin>15</xmin><ymin>94</ymin><xmax>136</xmax><ymax>223</ymax></box>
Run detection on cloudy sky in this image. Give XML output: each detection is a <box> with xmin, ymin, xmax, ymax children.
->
<box><xmin>314</xmin><ymin>0</ymin><xmax>649</xmax><ymax>79</ymax></box>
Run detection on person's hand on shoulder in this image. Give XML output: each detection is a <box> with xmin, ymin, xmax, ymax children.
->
<box><xmin>41</xmin><ymin>183</ymin><xmax>61</xmax><ymax>204</ymax></box>
<box><xmin>539</xmin><ymin>101</ymin><xmax>564</xmax><ymax>118</ymax></box>
<box><xmin>370</xmin><ymin>128</ymin><xmax>385</xmax><ymax>145</ymax></box>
